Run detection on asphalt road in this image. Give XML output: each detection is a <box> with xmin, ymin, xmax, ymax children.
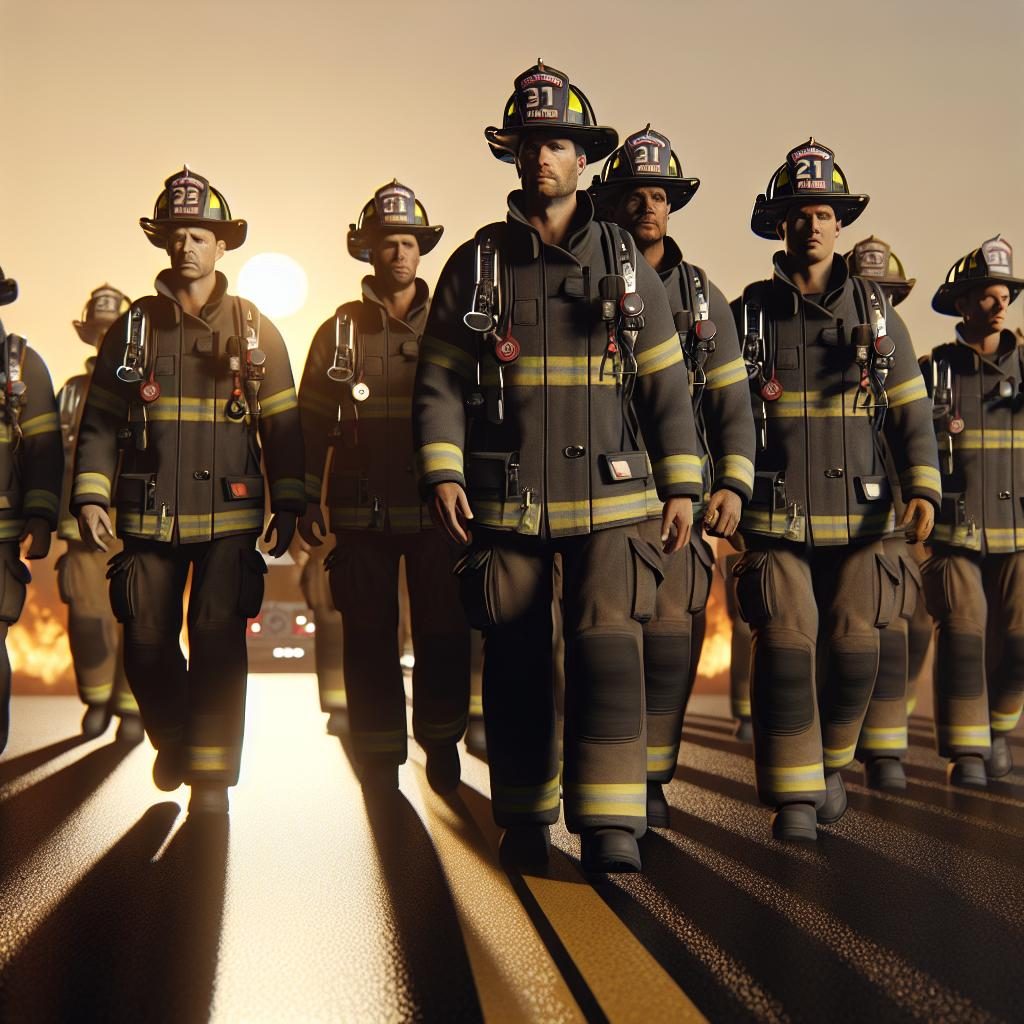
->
<box><xmin>1</xmin><ymin>677</ymin><xmax>1021</xmax><ymax>1023</ymax></box>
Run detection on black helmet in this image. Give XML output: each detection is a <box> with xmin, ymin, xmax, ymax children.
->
<box><xmin>346</xmin><ymin>180</ymin><xmax>443</xmax><ymax>263</ymax></box>
<box><xmin>73</xmin><ymin>284</ymin><xmax>131</xmax><ymax>345</ymax></box>
<box><xmin>844</xmin><ymin>236</ymin><xmax>916</xmax><ymax>306</ymax></box>
<box><xmin>750</xmin><ymin>138</ymin><xmax>869</xmax><ymax>239</ymax></box>
<box><xmin>0</xmin><ymin>268</ymin><xmax>16</xmax><ymax>306</ymax></box>
<box><xmin>932</xmin><ymin>235</ymin><xmax>1024</xmax><ymax>316</ymax></box>
<box><xmin>140</xmin><ymin>166</ymin><xmax>247</xmax><ymax>250</ymax></box>
<box><xmin>590</xmin><ymin>125</ymin><xmax>700</xmax><ymax>214</ymax></box>
<box><xmin>485</xmin><ymin>60</ymin><xmax>618</xmax><ymax>165</ymax></box>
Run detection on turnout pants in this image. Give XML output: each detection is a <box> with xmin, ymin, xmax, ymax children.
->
<box><xmin>857</xmin><ymin>537</ymin><xmax>925</xmax><ymax>763</ymax></box>
<box><xmin>720</xmin><ymin>551</ymin><xmax>753</xmax><ymax>722</ymax></box>
<box><xmin>734</xmin><ymin>538</ymin><xmax>896</xmax><ymax>807</ymax></box>
<box><xmin>299</xmin><ymin>545</ymin><xmax>346</xmax><ymax>715</ymax></box>
<box><xmin>640</xmin><ymin>518</ymin><xmax>714</xmax><ymax>783</ymax></box>
<box><xmin>921</xmin><ymin>549</ymin><xmax>1024</xmax><ymax>757</ymax></box>
<box><xmin>57</xmin><ymin>540</ymin><xmax>137</xmax><ymax>715</ymax></box>
<box><xmin>0</xmin><ymin>542</ymin><xmax>30</xmax><ymax>746</ymax></box>
<box><xmin>465</xmin><ymin>524</ymin><xmax>661</xmax><ymax>837</ymax></box>
<box><xmin>108</xmin><ymin>533</ymin><xmax>265</xmax><ymax>785</ymax></box>
<box><xmin>328</xmin><ymin>529</ymin><xmax>470</xmax><ymax>765</ymax></box>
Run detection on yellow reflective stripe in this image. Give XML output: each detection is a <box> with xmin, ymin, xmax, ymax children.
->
<box><xmin>899</xmin><ymin>465</ymin><xmax>941</xmax><ymax>496</ymax></box>
<box><xmin>321</xmin><ymin>688</ymin><xmax>347</xmax><ymax>707</ymax></box>
<box><xmin>636</xmin><ymin>335</ymin><xmax>685</xmax><ymax>376</ymax></box>
<box><xmin>353</xmin><ymin>729</ymin><xmax>407</xmax><ymax>753</ymax></box>
<box><xmin>481</xmin><ymin>356</ymin><xmax>618</xmax><ymax>388</ymax></box>
<box><xmin>80</xmin><ymin>683</ymin><xmax>114</xmax><ymax>702</ymax></box>
<box><xmin>420</xmin><ymin>335</ymin><xmax>477</xmax><ymax>379</ymax></box>
<box><xmin>59</xmin><ymin>515</ymin><xmax>82</xmax><ymax>539</ymax></box>
<box><xmin>704</xmin><ymin>357</ymin><xmax>748</xmax><ymax>391</ymax></box>
<box><xmin>547</xmin><ymin>490</ymin><xmax>651</xmax><ymax>527</ymax></box>
<box><xmin>859</xmin><ymin>726</ymin><xmax>908</xmax><ymax>750</ymax></box>
<box><xmin>955</xmin><ymin>429</ymin><xmax>1024</xmax><ymax>450</ymax></box>
<box><xmin>0</xmin><ymin>520</ymin><xmax>25</xmax><ymax>540</ymax></box>
<box><xmin>886</xmin><ymin>375</ymin><xmax>928</xmax><ymax>407</ymax></box>
<box><xmin>187</xmin><ymin>745</ymin><xmax>235</xmax><ymax>772</ymax></box>
<box><xmin>492</xmin><ymin>775</ymin><xmax>561</xmax><ymax>814</ymax></box>
<box><xmin>563</xmin><ymin>782</ymin><xmax>646</xmax><ymax>818</ymax></box>
<box><xmin>329</xmin><ymin>507</ymin><xmax>375</xmax><ymax>529</ymax></box>
<box><xmin>73</xmin><ymin>472</ymin><xmax>112</xmax><ymax>501</ymax></box>
<box><xmin>647</xmin><ymin>745</ymin><xmax>678</xmax><ymax>772</ymax></box>
<box><xmin>416</xmin><ymin>441</ymin><xmax>464</xmax><ymax>478</ymax></box>
<box><xmin>757</xmin><ymin>762</ymin><xmax>826</xmax><ymax>792</ymax></box>
<box><xmin>983</xmin><ymin>528</ymin><xmax>1024</xmax><ymax>553</ymax></box>
<box><xmin>271</xmin><ymin>477</ymin><xmax>306</xmax><ymax>503</ymax></box>
<box><xmin>260</xmin><ymin>387</ymin><xmax>298</xmax><ymax>418</ymax></box>
<box><xmin>417</xmin><ymin>715</ymin><xmax>467</xmax><ymax>742</ymax></box>
<box><xmin>468</xmin><ymin>694</ymin><xmax>483</xmax><ymax>715</ymax></box>
<box><xmin>905</xmin><ymin>695</ymin><xmax>918</xmax><ymax>715</ymax></box>
<box><xmin>305</xmin><ymin>473</ymin><xmax>322</xmax><ymax>500</ymax></box>
<box><xmin>733</xmin><ymin>699</ymin><xmax>752</xmax><ymax>717</ymax></box>
<box><xmin>991</xmin><ymin>708</ymin><xmax>1022</xmax><ymax>731</ymax></box>
<box><xmin>23</xmin><ymin>489</ymin><xmax>59</xmax><ymax>515</ymax></box>
<box><xmin>145</xmin><ymin>396</ymin><xmax>213</xmax><ymax>421</ymax></box>
<box><xmin>114</xmin><ymin>691</ymin><xmax>139</xmax><ymax>713</ymax></box>
<box><xmin>823</xmin><ymin>744</ymin><xmax>857</xmax><ymax>769</ymax></box>
<box><xmin>930</xmin><ymin>522</ymin><xmax>980</xmax><ymax>549</ymax></box>
<box><xmin>474</xmin><ymin>499</ymin><xmax>525</xmax><ymax>529</ymax></box>
<box><xmin>116</xmin><ymin>511</ymin><xmax>175</xmax><ymax>542</ymax></box>
<box><xmin>88</xmin><ymin>384</ymin><xmax>128</xmax><ymax>416</ymax></box>
<box><xmin>300</xmin><ymin>389</ymin><xmax>337</xmax><ymax>419</ymax></box>
<box><xmin>715</xmin><ymin>454</ymin><xmax>755</xmax><ymax>491</ymax></box>
<box><xmin>20</xmin><ymin>411</ymin><xmax>60</xmax><ymax>437</ymax></box>
<box><xmin>388</xmin><ymin>506</ymin><xmax>428</xmax><ymax>530</ymax></box>
<box><xmin>938</xmin><ymin>724</ymin><xmax>991</xmax><ymax>746</ymax></box>
<box><xmin>653</xmin><ymin>453</ymin><xmax>703</xmax><ymax>488</ymax></box>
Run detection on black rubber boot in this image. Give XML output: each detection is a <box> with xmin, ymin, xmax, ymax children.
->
<box><xmin>988</xmin><ymin>735</ymin><xmax>1014</xmax><ymax>779</ymax></box>
<box><xmin>188</xmin><ymin>782</ymin><xmax>230</xmax><ymax>816</ymax></box>
<box><xmin>152</xmin><ymin>745</ymin><xmax>184</xmax><ymax>792</ymax></box>
<box><xmin>580</xmin><ymin>828</ymin><xmax>642</xmax><ymax>873</ymax></box>
<box><xmin>865</xmin><ymin>756</ymin><xmax>907</xmax><ymax>791</ymax></box>
<box><xmin>359</xmin><ymin>759</ymin><xmax>400</xmax><ymax>793</ymax></box>
<box><xmin>817</xmin><ymin>771</ymin><xmax>848</xmax><ymax>824</ymax></box>
<box><xmin>115</xmin><ymin>714</ymin><xmax>145</xmax><ymax>746</ymax></box>
<box><xmin>734</xmin><ymin>717</ymin><xmax>754</xmax><ymax>743</ymax></box>
<box><xmin>499</xmin><ymin>825</ymin><xmax>551</xmax><ymax>870</ymax></box>
<box><xmin>949</xmin><ymin>754</ymin><xmax>988</xmax><ymax>789</ymax></box>
<box><xmin>81</xmin><ymin>704</ymin><xmax>112</xmax><ymax>739</ymax></box>
<box><xmin>771</xmin><ymin>802</ymin><xmax>818</xmax><ymax>842</ymax></box>
<box><xmin>326</xmin><ymin>710</ymin><xmax>348</xmax><ymax>737</ymax></box>
<box><xmin>464</xmin><ymin>718</ymin><xmax>487</xmax><ymax>757</ymax></box>
<box><xmin>646</xmin><ymin>781</ymin><xmax>671</xmax><ymax>829</ymax></box>
<box><xmin>425</xmin><ymin>743</ymin><xmax>461</xmax><ymax>795</ymax></box>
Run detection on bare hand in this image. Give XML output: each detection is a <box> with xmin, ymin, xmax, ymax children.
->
<box><xmin>702</xmin><ymin>489</ymin><xmax>743</xmax><ymax>538</ymax></box>
<box><xmin>900</xmin><ymin>498</ymin><xmax>935</xmax><ymax>543</ymax></box>
<box><xmin>298</xmin><ymin>504</ymin><xmax>327</xmax><ymax>547</ymax></box>
<box><xmin>264</xmin><ymin>511</ymin><xmax>298</xmax><ymax>557</ymax></box>
<box><xmin>660</xmin><ymin>497</ymin><xmax>693</xmax><ymax>554</ymax></box>
<box><xmin>431</xmin><ymin>482</ymin><xmax>474</xmax><ymax>545</ymax></box>
<box><xmin>78</xmin><ymin>504</ymin><xmax>115</xmax><ymax>552</ymax></box>
<box><xmin>20</xmin><ymin>516</ymin><xmax>51</xmax><ymax>560</ymax></box>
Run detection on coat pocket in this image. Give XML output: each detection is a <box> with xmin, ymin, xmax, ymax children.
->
<box><xmin>688</xmin><ymin>533</ymin><xmax>715</xmax><ymax>614</ymax></box>
<box><xmin>237</xmin><ymin>547</ymin><xmax>268</xmax><ymax>618</ymax></box>
<box><xmin>733</xmin><ymin>550</ymin><xmax>773</xmax><ymax>627</ymax></box>
<box><xmin>105</xmin><ymin>550</ymin><xmax>137</xmax><ymax>623</ymax></box>
<box><xmin>115</xmin><ymin>473</ymin><xmax>156</xmax><ymax>511</ymax></box>
<box><xmin>452</xmin><ymin>547</ymin><xmax>495</xmax><ymax>631</ymax></box>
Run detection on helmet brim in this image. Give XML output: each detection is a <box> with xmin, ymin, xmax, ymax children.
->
<box><xmin>140</xmin><ymin>216</ymin><xmax>248</xmax><ymax>251</ymax></box>
<box><xmin>347</xmin><ymin>224</ymin><xmax>444</xmax><ymax>263</ymax></box>
<box><xmin>484</xmin><ymin>124</ymin><xmax>619</xmax><ymax>165</ymax></box>
<box><xmin>590</xmin><ymin>175</ymin><xmax>701</xmax><ymax>214</ymax></box>
<box><xmin>0</xmin><ymin>278</ymin><xmax>17</xmax><ymax>306</ymax></box>
<box><xmin>931</xmin><ymin>277</ymin><xmax>1024</xmax><ymax>316</ymax></box>
<box><xmin>750</xmin><ymin>195</ymin><xmax>869</xmax><ymax>240</ymax></box>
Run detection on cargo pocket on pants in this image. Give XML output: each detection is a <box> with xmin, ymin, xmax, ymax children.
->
<box><xmin>628</xmin><ymin>536</ymin><xmax>665</xmax><ymax>623</ymax></box>
<box><xmin>688</xmin><ymin>535</ymin><xmax>715</xmax><ymax>615</ymax></box>
<box><xmin>105</xmin><ymin>551</ymin><xmax>136</xmax><ymax>623</ymax></box>
<box><xmin>874</xmin><ymin>553</ymin><xmax>901</xmax><ymax>628</ymax></box>
<box><xmin>55</xmin><ymin>552</ymin><xmax>72</xmax><ymax>605</ymax></box>
<box><xmin>452</xmin><ymin>547</ymin><xmax>495</xmax><ymax>630</ymax></box>
<box><xmin>0</xmin><ymin>557</ymin><xmax>30</xmax><ymax>623</ymax></box>
<box><xmin>237</xmin><ymin>548</ymin><xmax>268</xmax><ymax>618</ymax></box>
<box><xmin>733</xmin><ymin>550</ymin><xmax>773</xmax><ymax>627</ymax></box>
<box><xmin>898</xmin><ymin>552</ymin><xmax>924</xmax><ymax>620</ymax></box>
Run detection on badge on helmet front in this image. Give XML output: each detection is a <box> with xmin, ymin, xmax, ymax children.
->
<box><xmin>787</xmin><ymin>142</ymin><xmax>835</xmax><ymax>195</ymax></box>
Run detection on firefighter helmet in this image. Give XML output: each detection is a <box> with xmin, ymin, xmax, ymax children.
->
<box><xmin>590</xmin><ymin>125</ymin><xmax>700</xmax><ymax>214</ymax></box>
<box><xmin>140</xmin><ymin>166</ymin><xmax>247</xmax><ymax>250</ymax></box>
<box><xmin>844</xmin><ymin>237</ymin><xmax>916</xmax><ymax>306</ymax></box>
<box><xmin>485</xmin><ymin>60</ymin><xmax>618</xmax><ymax>165</ymax></box>
<box><xmin>750</xmin><ymin>138</ymin><xmax>869</xmax><ymax>239</ymax></box>
<box><xmin>932</xmin><ymin>235</ymin><xmax>1024</xmax><ymax>315</ymax></box>
<box><xmin>73</xmin><ymin>284</ymin><xmax>131</xmax><ymax>345</ymax></box>
<box><xmin>346</xmin><ymin>180</ymin><xmax>443</xmax><ymax>263</ymax></box>
<box><xmin>0</xmin><ymin>268</ymin><xmax>16</xmax><ymax>306</ymax></box>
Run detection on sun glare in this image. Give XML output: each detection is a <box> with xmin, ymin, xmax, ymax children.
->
<box><xmin>237</xmin><ymin>252</ymin><xmax>309</xmax><ymax>319</ymax></box>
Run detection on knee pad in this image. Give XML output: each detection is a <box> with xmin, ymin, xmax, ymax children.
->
<box><xmin>643</xmin><ymin>634</ymin><xmax>691</xmax><ymax>715</ymax></box>
<box><xmin>753</xmin><ymin>641</ymin><xmax>814</xmax><ymax>735</ymax></box>
<box><xmin>936</xmin><ymin>630</ymin><xmax>984</xmax><ymax>699</ymax></box>
<box><xmin>567</xmin><ymin>631</ymin><xmax>642</xmax><ymax>741</ymax></box>
<box><xmin>873</xmin><ymin>627</ymin><xmax>907</xmax><ymax>702</ymax></box>
<box><xmin>828</xmin><ymin>645</ymin><xmax>878</xmax><ymax>724</ymax></box>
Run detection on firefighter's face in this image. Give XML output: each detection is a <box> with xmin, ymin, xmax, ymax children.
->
<box><xmin>957</xmin><ymin>284</ymin><xmax>1012</xmax><ymax>334</ymax></box>
<box><xmin>166</xmin><ymin>226</ymin><xmax>225</xmax><ymax>280</ymax></box>
<box><xmin>518</xmin><ymin>136</ymin><xmax>585</xmax><ymax>199</ymax></box>
<box><xmin>615</xmin><ymin>187</ymin><xmax>669</xmax><ymax>246</ymax></box>
<box><xmin>781</xmin><ymin>204</ymin><xmax>840</xmax><ymax>263</ymax></box>
<box><xmin>372</xmin><ymin>234</ymin><xmax>420</xmax><ymax>288</ymax></box>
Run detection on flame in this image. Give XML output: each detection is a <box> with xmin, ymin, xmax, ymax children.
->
<box><xmin>695</xmin><ymin>583</ymin><xmax>731</xmax><ymax>684</ymax></box>
<box><xmin>9</xmin><ymin>594</ymin><xmax>74</xmax><ymax>688</ymax></box>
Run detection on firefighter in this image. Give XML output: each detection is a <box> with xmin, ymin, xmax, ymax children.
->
<box><xmin>0</xmin><ymin>267</ymin><xmax>63</xmax><ymax>754</ymax></box>
<box><xmin>921</xmin><ymin>236</ymin><xmax>1024</xmax><ymax>786</ymax></box>
<box><xmin>414</xmin><ymin>62</ymin><xmax>702</xmax><ymax>872</ymax></box>
<box><xmin>56</xmin><ymin>285</ymin><xmax>143</xmax><ymax>743</ymax></box>
<box><xmin>732</xmin><ymin>140</ymin><xmax>941</xmax><ymax>841</ymax></box>
<box><xmin>299</xmin><ymin>181</ymin><xmax>470</xmax><ymax>794</ymax></box>
<box><xmin>73</xmin><ymin>167</ymin><xmax>305</xmax><ymax>815</ymax></box>
<box><xmin>844</xmin><ymin>238</ymin><xmax>930</xmax><ymax>789</ymax></box>
<box><xmin>591</xmin><ymin>125</ymin><xmax>756</xmax><ymax>826</ymax></box>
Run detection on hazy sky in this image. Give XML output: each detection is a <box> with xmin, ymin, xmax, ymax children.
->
<box><xmin>3</xmin><ymin>0</ymin><xmax>1022</xmax><ymax>390</ymax></box>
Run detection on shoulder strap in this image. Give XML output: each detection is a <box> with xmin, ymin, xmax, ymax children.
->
<box><xmin>681</xmin><ymin>261</ymin><xmax>710</xmax><ymax>323</ymax></box>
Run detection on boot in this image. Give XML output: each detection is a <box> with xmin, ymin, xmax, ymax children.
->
<box><xmin>734</xmin><ymin>717</ymin><xmax>754</xmax><ymax>743</ymax></box>
<box><xmin>949</xmin><ymin>754</ymin><xmax>987</xmax><ymax>789</ymax></box>
<box><xmin>152</xmin><ymin>745</ymin><xmax>184</xmax><ymax>792</ymax></box>
<box><xmin>425</xmin><ymin>743</ymin><xmax>461</xmax><ymax>795</ymax></box>
<box><xmin>646</xmin><ymin>781</ymin><xmax>671</xmax><ymax>829</ymax></box>
<box><xmin>359</xmin><ymin>758</ymin><xmax>399</xmax><ymax>793</ymax></box>
<box><xmin>988</xmin><ymin>735</ymin><xmax>1014</xmax><ymax>778</ymax></box>
<box><xmin>580</xmin><ymin>827</ymin><xmax>641</xmax><ymax>873</ymax></box>
<box><xmin>498</xmin><ymin>825</ymin><xmax>551</xmax><ymax>870</ymax></box>
<box><xmin>771</xmin><ymin>802</ymin><xmax>817</xmax><ymax>842</ymax></box>
<box><xmin>865</xmin><ymin>756</ymin><xmax>907</xmax><ymax>791</ymax></box>
<box><xmin>81</xmin><ymin>704</ymin><xmax>112</xmax><ymax>739</ymax></box>
<box><xmin>188</xmin><ymin>782</ymin><xmax>229</xmax><ymax>816</ymax></box>
<box><xmin>817</xmin><ymin>771</ymin><xmax>848</xmax><ymax>824</ymax></box>
<box><xmin>326</xmin><ymin>710</ymin><xmax>348</xmax><ymax>737</ymax></box>
<box><xmin>115</xmin><ymin>714</ymin><xmax>145</xmax><ymax>746</ymax></box>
